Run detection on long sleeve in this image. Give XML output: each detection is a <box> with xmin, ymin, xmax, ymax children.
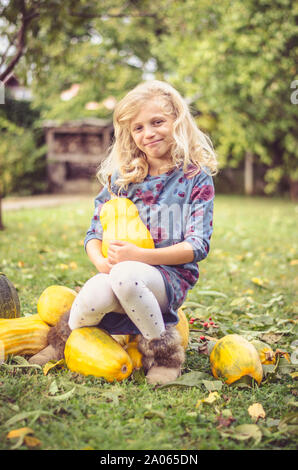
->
<box><xmin>84</xmin><ymin>184</ymin><xmax>111</xmax><ymax>250</ymax></box>
<box><xmin>183</xmin><ymin>170</ymin><xmax>215</xmax><ymax>263</ymax></box>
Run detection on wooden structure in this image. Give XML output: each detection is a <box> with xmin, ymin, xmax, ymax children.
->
<box><xmin>43</xmin><ymin>118</ymin><xmax>114</xmax><ymax>193</ymax></box>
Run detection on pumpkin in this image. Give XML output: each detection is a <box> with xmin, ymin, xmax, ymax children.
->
<box><xmin>100</xmin><ymin>177</ymin><xmax>155</xmax><ymax>258</ymax></box>
<box><xmin>209</xmin><ymin>334</ymin><xmax>263</xmax><ymax>385</ymax></box>
<box><xmin>37</xmin><ymin>285</ymin><xmax>77</xmax><ymax>326</ymax></box>
<box><xmin>0</xmin><ymin>273</ymin><xmax>21</xmax><ymax>319</ymax></box>
<box><xmin>0</xmin><ymin>314</ymin><xmax>50</xmax><ymax>359</ymax></box>
<box><xmin>250</xmin><ymin>339</ymin><xmax>276</xmax><ymax>365</ymax></box>
<box><xmin>125</xmin><ymin>341</ymin><xmax>143</xmax><ymax>370</ymax></box>
<box><xmin>64</xmin><ymin>327</ymin><xmax>133</xmax><ymax>382</ymax></box>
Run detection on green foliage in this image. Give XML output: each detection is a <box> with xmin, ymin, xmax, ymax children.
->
<box><xmin>0</xmin><ymin>0</ymin><xmax>297</xmax><ymax>196</ymax></box>
<box><xmin>151</xmin><ymin>0</ymin><xmax>298</xmax><ymax>190</ymax></box>
<box><xmin>0</xmin><ymin>113</ymin><xmax>47</xmax><ymax>197</ymax></box>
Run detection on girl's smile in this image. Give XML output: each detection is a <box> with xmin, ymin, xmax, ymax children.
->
<box><xmin>130</xmin><ymin>99</ymin><xmax>174</xmax><ymax>175</ymax></box>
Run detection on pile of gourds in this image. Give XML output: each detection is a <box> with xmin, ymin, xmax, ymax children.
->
<box><xmin>0</xmin><ymin>275</ymin><xmax>189</xmax><ymax>382</ymax></box>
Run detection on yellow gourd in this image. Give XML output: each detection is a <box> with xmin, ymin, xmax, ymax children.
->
<box><xmin>250</xmin><ymin>339</ymin><xmax>276</xmax><ymax>365</ymax></box>
<box><xmin>0</xmin><ymin>314</ymin><xmax>50</xmax><ymax>358</ymax></box>
<box><xmin>209</xmin><ymin>334</ymin><xmax>263</xmax><ymax>385</ymax></box>
<box><xmin>125</xmin><ymin>341</ymin><xmax>143</xmax><ymax>370</ymax></box>
<box><xmin>100</xmin><ymin>177</ymin><xmax>155</xmax><ymax>257</ymax></box>
<box><xmin>175</xmin><ymin>308</ymin><xmax>189</xmax><ymax>350</ymax></box>
<box><xmin>64</xmin><ymin>327</ymin><xmax>133</xmax><ymax>382</ymax></box>
<box><xmin>37</xmin><ymin>285</ymin><xmax>77</xmax><ymax>326</ymax></box>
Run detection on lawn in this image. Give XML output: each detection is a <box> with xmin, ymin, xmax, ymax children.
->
<box><xmin>0</xmin><ymin>194</ymin><xmax>297</xmax><ymax>451</ymax></box>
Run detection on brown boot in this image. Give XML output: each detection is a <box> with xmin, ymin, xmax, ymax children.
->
<box><xmin>29</xmin><ymin>311</ymin><xmax>71</xmax><ymax>365</ymax></box>
<box><xmin>137</xmin><ymin>325</ymin><xmax>185</xmax><ymax>385</ymax></box>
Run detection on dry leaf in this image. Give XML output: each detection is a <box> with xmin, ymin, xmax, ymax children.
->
<box><xmin>43</xmin><ymin>359</ymin><xmax>65</xmax><ymax>376</ymax></box>
<box><xmin>248</xmin><ymin>403</ymin><xmax>266</xmax><ymax>422</ymax></box>
<box><xmin>196</xmin><ymin>391</ymin><xmax>220</xmax><ymax>408</ymax></box>
<box><xmin>261</xmin><ymin>333</ymin><xmax>283</xmax><ymax>344</ymax></box>
<box><xmin>216</xmin><ymin>410</ymin><xmax>236</xmax><ymax>429</ymax></box>
<box><xmin>6</xmin><ymin>427</ymin><xmax>34</xmax><ymax>440</ymax></box>
<box><xmin>23</xmin><ymin>435</ymin><xmax>41</xmax><ymax>448</ymax></box>
<box><xmin>275</xmin><ymin>349</ymin><xmax>291</xmax><ymax>363</ymax></box>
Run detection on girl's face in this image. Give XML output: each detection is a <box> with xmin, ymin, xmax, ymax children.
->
<box><xmin>130</xmin><ymin>99</ymin><xmax>174</xmax><ymax>174</ymax></box>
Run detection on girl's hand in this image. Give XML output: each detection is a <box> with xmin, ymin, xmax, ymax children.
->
<box><xmin>107</xmin><ymin>240</ymin><xmax>142</xmax><ymax>265</ymax></box>
<box><xmin>95</xmin><ymin>257</ymin><xmax>113</xmax><ymax>274</ymax></box>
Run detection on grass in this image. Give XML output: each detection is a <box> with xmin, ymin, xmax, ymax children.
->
<box><xmin>0</xmin><ymin>194</ymin><xmax>297</xmax><ymax>451</ymax></box>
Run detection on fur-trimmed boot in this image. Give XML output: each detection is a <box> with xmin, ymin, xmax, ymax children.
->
<box><xmin>28</xmin><ymin>311</ymin><xmax>71</xmax><ymax>366</ymax></box>
<box><xmin>137</xmin><ymin>325</ymin><xmax>185</xmax><ymax>385</ymax></box>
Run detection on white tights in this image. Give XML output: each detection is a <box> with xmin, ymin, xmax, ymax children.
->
<box><xmin>68</xmin><ymin>261</ymin><xmax>169</xmax><ymax>340</ymax></box>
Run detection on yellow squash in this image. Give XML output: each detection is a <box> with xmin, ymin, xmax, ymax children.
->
<box><xmin>37</xmin><ymin>285</ymin><xmax>77</xmax><ymax>326</ymax></box>
<box><xmin>0</xmin><ymin>314</ymin><xmax>50</xmax><ymax>358</ymax></box>
<box><xmin>209</xmin><ymin>334</ymin><xmax>263</xmax><ymax>385</ymax></box>
<box><xmin>64</xmin><ymin>327</ymin><xmax>133</xmax><ymax>382</ymax></box>
<box><xmin>100</xmin><ymin>177</ymin><xmax>154</xmax><ymax>257</ymax></box>
<box><xmin>125</xmin><ymin>341</ymin><xmax>143</xmax><ymax>370</ymax></box>
<box><xmin>175</xmin><ymin>308</ymin><xmax>189</xmax><ymax>350</ymax></box>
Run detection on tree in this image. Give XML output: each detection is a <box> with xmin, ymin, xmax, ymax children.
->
<box><xmin>151</xmin><ymin>0</ymin><xmax>298</xmax><ymax>197</ymax></box>
<box><xmin>0</xmin><ymin>0</ymin><xmax>168</xmax><ymax>228</ymax></box>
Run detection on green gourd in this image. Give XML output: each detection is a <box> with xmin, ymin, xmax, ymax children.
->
<box><xmin>0</xmin><ymin>273</ymin><xmax>21</xmax><ymax>319</ymax></box>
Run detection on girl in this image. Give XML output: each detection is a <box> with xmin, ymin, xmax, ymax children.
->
<box><xmin>30</xmin><ymin>80</ymin><xmax>218</xmax><ymax>384</ymax></box>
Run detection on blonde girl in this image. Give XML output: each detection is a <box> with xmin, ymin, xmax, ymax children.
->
<box><xmin>30</xmin><ymin>80</ymin><xmax>218</xmax><ymax>385</ymax></box>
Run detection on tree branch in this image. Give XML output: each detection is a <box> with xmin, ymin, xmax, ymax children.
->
<box><xmin>0</xmin><ymin>1</ymin><xmax>39</xmax><ymax>82</ymax></box>
<box><xmin>68</xmin><ymin>5</ymin><xmax>158</xmax><ymax>20</ymax></box>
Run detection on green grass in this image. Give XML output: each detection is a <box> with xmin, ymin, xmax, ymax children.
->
<box><xmin>0</xmin><ymin>195</ymin><xmax>297</xmax><ymax>451</ymax></box>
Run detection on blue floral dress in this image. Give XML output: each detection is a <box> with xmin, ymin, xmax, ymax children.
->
<box><xmin>84</xmin><ymin>165</ymin><xmax>215</xmax><ymax>335</ymax></box>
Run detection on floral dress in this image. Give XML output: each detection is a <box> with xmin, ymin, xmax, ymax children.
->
<box><xmin>84</xmin><ymin>165</ymin><xmax>215</xmax><ymax>335</ymax></box>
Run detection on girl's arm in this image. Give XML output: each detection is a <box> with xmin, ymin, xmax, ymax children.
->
<box><xmin>85</xmin><ymin>239</ymin><xmax>113</xmax><ymax>274</ymax></box>
<box><xmin>136</xmin><ymin>241</ymin><xmax>194</xmax><ymax>265</ymax></box>
<box><xmin>107</xmin><ymin>240</ymin><xmax>194</xmax><ymax>266</ymax></box>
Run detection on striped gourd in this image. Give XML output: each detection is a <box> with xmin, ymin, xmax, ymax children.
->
<box><xmin>0</xmin><ymin>314</ymin><xmax>50</xmax><ymax>358</ymax></box>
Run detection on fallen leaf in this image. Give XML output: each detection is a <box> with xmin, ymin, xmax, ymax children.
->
<box><xmin>221</xmin><ymin>424</ymin><xmax>262</xmax><ymax>445</ymax></box>
<box><xmin>158</xmin><ymin>371</ymin><xmax>209</xmax><ymax>388</ymax></box>
<box><xmin>275</xmin><ymin>349</ymin><xmax>291</xmax><ymax>363</ymax></box>
<box><xmin>69</xmin><ymin>261</ymin><xmax>78</xmax><ymax>269</ymax></box>
<box><xmin>196</xmin><ymin>391</ymin><xmax>220</xmax><ymax>408</ymax></box>
<box><xmin>23</xmin><ymin>435</ymin><xmax>41</xmax><ymax>448</ymax></box>
<box><xmin>6</xmin><ymin>427</ymin><xmax>34</xmax><ymax>440</ymax></box>
<box><xmin>201</xmin><ymin>379</ymin><xmax>223</xmax><ymax>392</ymax></box>
<box><xmin>216</xmin><ymin>410</ymin><xmax>236</xmax><ymax>429</ymax></box>
<box><xmin>234</xmin><ymin>424</ymin><xmax>262</xmax><ymax>444</ymax></box>
<box><xmin>43</xmin><ymin>359</ymin><xmax>65</xmax><ymax>376</ymax></box>
<box><xmin>248</xmin><ymin>403</ymin><xmax>266</xmax><ymax>422</ymax></box>
<box><xmin>260</xmin><ymin>333</ymin><xmax>283</xmax><ymax>344</ymax></box>
<box><xmin>6</xmin><ymin>427</ymin><xmax>36</xmax><ymax>449</ymax></box>
<box><xmin>47</xmin><ymin>386</ymin><xmax>76</xmax><ymax>401</ymax></box>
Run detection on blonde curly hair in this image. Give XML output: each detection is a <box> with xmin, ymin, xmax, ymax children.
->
<box><xmin>97</xmin><ymin>80</ymin><xmax>218</xmax><ymax>191</ymax></box>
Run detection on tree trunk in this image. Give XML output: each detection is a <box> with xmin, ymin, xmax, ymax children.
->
<box><xmin>0</xmin><ymin>196</ymin><xmax>4</xmax><ymax>230</ymax></box>
<box><xmin>289</xmin><ymin>179</ymin><xmax>298</xmax><ymax>202</ymax></box>
<box><xmin>244</xmin><ymin>151</ymin><xmax>254</xmax><ymax>196</ymax></box>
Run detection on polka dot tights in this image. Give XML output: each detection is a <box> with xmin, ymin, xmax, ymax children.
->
<box><xmin>68</xmin><ymin>261</ymin><xmax>168</xmax><ymax>340</ymax></box>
